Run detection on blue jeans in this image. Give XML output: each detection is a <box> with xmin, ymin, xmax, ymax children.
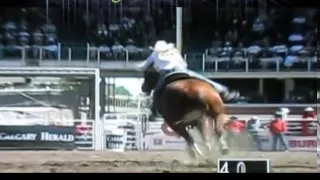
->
<box><xmin>151</xmin><ymin>69</ymin><xmax>176</xmax><ymax>116</ymax></box>
<box><xmin>272</xmin><ymin>133</ymin><xmax>289</xmax><ymax>151</ymax></box>
<box><xmin>250</xmin><ymin>133</ymin><xmax>262</xmax><ymax>151</ymax></box>
<box><xmin>154</xmin><ymin>69</ymin><xmax>228</xmax><ymax>93</ymax></box>
<box><xmin>154</xmin><ymin>69</ymin><xmax>175</xmax><ymax>92</ymax></box>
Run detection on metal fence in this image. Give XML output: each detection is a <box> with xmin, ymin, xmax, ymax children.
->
<box><xmin>0</xmin><ymin>45</ymin><xmax>317</xmax><ymax>72</ymax></box>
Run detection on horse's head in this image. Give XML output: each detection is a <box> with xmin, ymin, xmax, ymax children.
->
<box><xmin>141</xmin><ymin>66</ymin><xmax>159</xmax><ymax>95</ymax></box>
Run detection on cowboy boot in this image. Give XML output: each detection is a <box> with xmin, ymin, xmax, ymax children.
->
<box><xmin>220</xmin><ymin>90</ymin><xmax>240</xmax><ymax>102</ymax></box>
<box><xmin>149</xmin><ymin>91</ymin><xmax>160</xmax><ymax>121</ymax></box>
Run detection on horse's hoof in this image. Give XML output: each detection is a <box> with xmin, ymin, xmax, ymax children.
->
<box><xmin>221</xmin><ymin>149</ymin><xmax>229</xmax><ymax>155</ymax></box>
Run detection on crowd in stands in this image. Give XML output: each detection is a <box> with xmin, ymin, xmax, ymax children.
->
<box><xmin>0</xmin><ymin>8</ymin><xmax>59</xmax><ymax>60</ymax></box>
<box><xmin>205</xmin><ymin>8</ymin><xmax>318</xmax><ymax>71</ymax></box>
<box><xmin>0</xmin><ymin>3</ymin><xmax>317</xmax><ymax>70</ymax></box>
<box><xmin>0</xmin><ymin>2</ymin><xmax>318</xmax><ymax>104</ymax></box>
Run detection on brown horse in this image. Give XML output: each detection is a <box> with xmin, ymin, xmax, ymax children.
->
<box><xmin>141</xmin><ymin>67</ymin><xmax>230</xmax><ymax>160</ymax></box>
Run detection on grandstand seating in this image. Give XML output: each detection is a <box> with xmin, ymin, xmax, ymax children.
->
<box><xmin>0</xmin><ymin>3</ymin><xmax>317</xmax><ymax>118</ymax></box>
<box><xmin>0</xmin><ymin>4</ymin><xmax>317</xmax><ymax>70</ymax></box>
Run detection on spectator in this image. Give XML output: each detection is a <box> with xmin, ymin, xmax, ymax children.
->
<box><xmin>4</xmin><ymin>31</ymin><xmax>19</xmax><ymax>56</ymax></box>
<box><xmin>125</xmin><ymin>39</ymin><xmax>140</xmax><ymax>58</ymax></box>
<box><xmin>302</xmin><ymin>107</ymin><xmax>316</xmax><ymax>119</ymax></box>
<box><xmin>283</xmin><ymin>50</ymin><xmax>299</xmax><ymax>69</ymax></box>
<box><xmin>97</xmin><ymin>22</ymin><xmax>108</xmax><ymax>37</ymax></box>
<box><xmin>88</xmin><ymin>42</ymin><xmax>97</xmax><ymax>60</ymax></box>
<box><xmin>3</xmin><ymin>19</ymin><xmax>17</xmax><ymax>32</ymax></box>
<box><xmin>230</xmin><ymin>41</ymin><xmax>246</xmax><ymax>69</ymax></box>
<box><xmin>111</xmin><ymin>41</ymin><xmax>125</xmax><ymax>60</ymax></box>
<box><xmin>109</xmin><ymin>23</ymin><xmax>120</xmax><ymax>39</ymax></box>
<box><xmin>246</xmin><ymin>116</ymin><xmax>266</xmax><ymax>151</ymax></box>
<box><xmin>251</xmin><ymin>12</ymin><xmax>267</xmax><ymax>40</ymax></box>
<box><xmin>31</xmin><ymin>28</ymin><xmax>44</xmax><ymax>58</ymax></box>
<box><xmin>17</xmin><ymin>30</ymin><xmax>30</xmax><ymax>58</ymax></box>
<box><xmin>99</xmin><ymin>42</ymin><xmax>113</xmax><ymax>59</ymax></box>
<box><xmin>271</xmin><ymin>43</ymin><xmax>288</xmax><ymax>58</ymax></box>
<box><xmin>218</xmin><ymin>42</ymin><xmax>233</xmax><ymax>70</ymax></box>
<box><xmin>225</xmin><ymin>116</ymin><xmax>245</xmax><ymax>148</ymax></box>
<box><xmin>208</xmin><ymin>41</ymin><xmax>222</xmax><ymax>57</ymax></box>
<box><xmin>224</xmin><ymin>31</ymin><xmax>236</xmax><ymax>45</ymax></box>
<box><xmin>269</xmin><ymin>111</ymin><xmax>289</xmax><ymax>152</ymax></box>
<box><xmin>247</xmin><ymin>41</ymin><xmax>262</xmax><ymax>69</ymax></box>
<box><xmin>311</xmin><ymin>51</ymin><xmax>317</xmax><ymax>70</ymax></box>
<box><xmin>42</xmin><ymin>36</ymin><xmax>58</xmax><ymax>59</ymax></box>
<box><xmin>19</xmin><ymin>17</ymin><xmax>28</xmax><ymax>31</ymax></box>
<box><xmin>41</xmin><ymin>19</ymin><xmax>57</xmax><ymax>40</ymax></box>
<box><xmin>301</xmin><ymin>107</ymin><xmax>317</xmax><ymax>136</ymax></box>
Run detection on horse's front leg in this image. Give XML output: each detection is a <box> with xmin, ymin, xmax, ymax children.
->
<box><xmin>215</xmin><ymin>113</ymin><xmax>229</xmax><ymax>155</ymax></box>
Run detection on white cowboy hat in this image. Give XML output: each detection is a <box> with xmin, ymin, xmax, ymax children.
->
<box><xmin>150</xmin><ymin>40</ymin><xmax>172</xmax><ymax>52</ymax></box>
<box><xmin>304</xmin><ymin>107</ymin><xmax>314</xmax><ymax>112</ymax></box>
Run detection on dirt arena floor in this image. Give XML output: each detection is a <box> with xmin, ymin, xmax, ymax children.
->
<box><xmin>0</xmin><ymin>151</ymin><xmax>316</xmax><ymax>173</ymax></box>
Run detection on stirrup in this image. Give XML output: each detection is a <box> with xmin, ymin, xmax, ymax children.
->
<box><xmin>222</xmin><ymin>91</ymin><xmax>239</xmax><ymax>102</ymax></box>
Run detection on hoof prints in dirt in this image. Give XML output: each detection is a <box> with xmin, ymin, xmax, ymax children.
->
<box><xmin>0</xmin><ymin>151</ymin><xmax>316</xmax><ymax>172</ymax></box>
<box><xmin>0</xmin><ymin>160</ymin><xmax>216</xmax><ymax>173</ymax></box>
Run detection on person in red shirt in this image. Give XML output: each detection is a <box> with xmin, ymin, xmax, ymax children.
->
<box><xmin>303</xmin><ymin>107</ymin><xmax>316</xmax><ymax>119</ymax></box>
<box><xmin>225</xmin><ymin>116</ymin><xmax>245</xmax><ymax>148</ymax></box>
<box><xmin>301</xmin><ymin>107</ymin><xmax>317</xmax><ymax>135</ymax></box>
<box><xmin>269</xmin><ymin>111</ymin><xmax>289</xmax><ymax>152</ymax></box>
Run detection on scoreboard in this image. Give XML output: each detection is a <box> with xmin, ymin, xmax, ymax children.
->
<box><xmin>217</xmin><ymin>158</ymin><xmax>270</xmax><ymax>173</ymax></box>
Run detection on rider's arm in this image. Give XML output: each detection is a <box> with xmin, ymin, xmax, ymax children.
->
<box><xmin>174</xmin><ymin>51</ymin><xmax>188</xmax><ymax>68</ymax></box>
<box><xmin>140</xmin><ymin>53</ymin><xmax>155</xmax><ymax>70</ymax></box>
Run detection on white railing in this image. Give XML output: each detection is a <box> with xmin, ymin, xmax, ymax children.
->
<box><xmin>0</xmin><ymin>115</ymin><xmax>316</xmax><ymax>151</ymax></box>
<box><xmin>144</xmin><ymin>118</ymin><xmax>317</xmax><ymax>136</ymax></box>
<box><xmin>1</xmin><ymin>45</ymin><xmax>317</xmax><ymax>72</ymax></box>
<box><xmin>143</xmin><ymin>118</ymin><xmax>317</xmax><ymax>151</ymax></box>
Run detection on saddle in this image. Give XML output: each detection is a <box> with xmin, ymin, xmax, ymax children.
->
<box><xmin>156</xmin><ymin>70</ymin><xmax>205</xmax><ymax>98</ymax></box>
<box><xmin>158</xmin><ymin>70</ymin><xmax>213</xmax><ymax>92</ymax></box>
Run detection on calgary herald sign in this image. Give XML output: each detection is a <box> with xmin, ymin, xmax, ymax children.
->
<box><xmin>0</xmin><ymin>125</ymin><xmax>75</xmax><ymax>150</ymax></box>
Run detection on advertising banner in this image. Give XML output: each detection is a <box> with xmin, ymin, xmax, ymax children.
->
<box><xmin>260</xmin><ymin>135</ymin><xmax>316</xmax><ymax>151</ymax></box>
<box><xmin>0</xmin><ymin>125</ymin><xmax>75</xmax><ymax>150</ymax></box>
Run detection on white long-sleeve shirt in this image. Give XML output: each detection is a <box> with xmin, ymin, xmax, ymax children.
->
<box><xmin>140</xmin><ymin>48</ymin><xmax>187</xmax><ymax>71</ymax></box>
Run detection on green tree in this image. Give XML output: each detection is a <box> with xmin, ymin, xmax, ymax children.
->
<box><xmin>115</xmin><ymin>86</ymin><xmax>131</xmax><ymax>96</ymax></box>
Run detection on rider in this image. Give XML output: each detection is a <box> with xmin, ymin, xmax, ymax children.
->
<box><xmin>140</xmin><ymin>40</ymin><xmax>239</xmax><ymax>121</ymax></box>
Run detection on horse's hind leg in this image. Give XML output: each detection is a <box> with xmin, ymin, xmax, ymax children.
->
<box><xmin>196</xmin><ymin>116</ymin><xmax>214</xmax><ymax>156</ymax></box>
<box><xmin>215</xmin><ymin>113</ymin><xmax>229</xmax><ymax>155</ymax></box>
<box><xmin>173</xmin><ymin>125</ymin><xmax>204</xmax><ymax>161</ymax></box>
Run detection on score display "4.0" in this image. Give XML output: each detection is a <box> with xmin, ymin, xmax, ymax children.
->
<box><xmin>217</xmin><ymin>158</ymin><xmax>270</xmax><ymax>173</ymax></box>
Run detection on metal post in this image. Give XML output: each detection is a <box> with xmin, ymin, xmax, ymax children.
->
<box><xmin>108</xmin><ymin>0</ymin><xmax>111</xmax><ymax>25</ymax></box>
<box><xmin>100</xmin><ymin>77</ymin><xmax>106</xmax><ymax>117</ymax></box>
<box><xmin>67</xmin><ymin>0</ymin><xmax>70</xmax><ymax>25</ymax></box>
<box><xmin>245</xmin><ymin>0</ymin><xmax>247</xmax><ymax>21</ymax></box>
<box><xmin>73</xmin><ymin>0</ymin><xmax>77</xmax><ymax>26</ymax></box>
<box><xmin>94</xmin><ymin>69</ymin><xmax>103</xmax><ymax>151</ymax></box>
<box><xmin>120</xmin><ymin>0</ymin><xmax>123</xmax><ymax>21</ymax></box>
<box><xmin>112</xmin><ymin>77</ymin><xmax>116</xmax><ymax>112</ymax></box>
<box><xmin>62</xmin><ymin>0</ymin><xmax>65</xmax><ymax>25</ymax></box>
<box><xmin>46</xmin><ymin>0</ymin><xmax>49</xmax><ymax>23</ymax></box>
<box><xmin>216</xmin><ymin>0</ymin><xmax>219</xmax><ymax>22</ymax></box>
<box><xmin>147</xmin><ymin>0</ymin><xmax>150</xmax><ymax>14</ymax></box>
<box><xmin>86</xmin><ymin>0</ymin><xmax>89</xmax><ymax>18</ymax></box>
<box><xmin>176</xmin><ymin>7</ymin><xmax>183</xmax><ymax>52</ymax></box>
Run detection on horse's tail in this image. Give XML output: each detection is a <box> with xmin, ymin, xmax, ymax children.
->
<box><xmin>174</xmin><ymin>98</ymin><xmax>209</xmax><ymax>126</ymax></box>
